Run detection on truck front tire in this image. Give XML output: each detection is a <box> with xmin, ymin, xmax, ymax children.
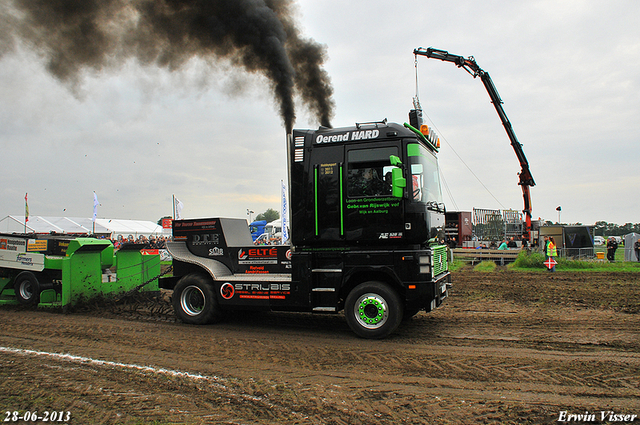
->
<box><xmin>345</xmin><ymin>281</ymin><xmax>403</xmax><ymax>339</ymax></box>
<box><xmin>14</xmin><ymin>272</ymin><xmax>40</xmax><ymax>305</ymax></box>
<box><xmin>172</xmin><ymin>274</ymin><xmax>222</xmax><ymax>325</ymax></box>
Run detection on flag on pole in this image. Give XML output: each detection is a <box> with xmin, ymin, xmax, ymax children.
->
<box><xmin>175</xmin><ymin>197</ymin><xmax>184</xmax><ymax>220</ymax></box>
<box><xmin>281</xmin><ymin>180</ymin><xmax>289</xmax><ymax>244</ymax></box>
<box><xmin>24</xmin><ymin>193</ymin><xmax>29</xmax><ymax>223</ymax></box>
<box><xmin>93</xmin><ymin>192</ymin><xmax>99</xmax><ymax>222</ymax></box>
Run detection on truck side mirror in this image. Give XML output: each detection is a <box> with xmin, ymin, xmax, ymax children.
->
<box><xmin>389</xmin><ymin>155</ymin><xmax>406</xmax><ymax>198</ymax></box>
<box><xmin>391</xmin><ymin>167</ymin><xmax>406</xmax><ymax>198</ymax></box>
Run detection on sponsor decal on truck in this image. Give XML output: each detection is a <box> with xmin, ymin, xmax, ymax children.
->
<box><xmin>0</xmin><ymin>238</ymin><xmax>27</xmax><ymax>253</ymax></box>
<box><xmin>220</xmin><ymin>281</ymin><xmax>291</xmax><ymax>300</ymax></box>
<box><xmin>237</xmin><ymin>247</ymin><xmax>279</xmax><ymax>265</ymax></box>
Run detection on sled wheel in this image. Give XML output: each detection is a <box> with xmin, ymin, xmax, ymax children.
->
<box><xmin>172</xmin><ymin>274</ymin><xmax>222</xmax><ymax>325</ymax></box>
<box><xmin>345</xmin><ymin>281</ymin><xmax>403</xmax><ymax>339</ymax></box>
<box><xmin>14</xmin><ymin>272</ymin><xmax>40</xmax><ymax>305</ymax></box>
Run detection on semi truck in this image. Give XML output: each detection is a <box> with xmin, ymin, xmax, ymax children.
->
<box><xmin>161</xmin><ymin>111</ymin><xmax>451</xmax><ymax>339</ymax></box>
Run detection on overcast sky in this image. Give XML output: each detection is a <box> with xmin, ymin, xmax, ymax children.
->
<box><xmin>1</xmin><ymin>0</ymin><xmax>639</xmax><ymax>227</ymax></box>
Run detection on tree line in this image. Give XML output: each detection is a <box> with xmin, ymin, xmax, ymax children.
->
<box><xmin>593</xmin><ymin>221</ymin><xmax>640</xmax><ymax>237</ymax></box>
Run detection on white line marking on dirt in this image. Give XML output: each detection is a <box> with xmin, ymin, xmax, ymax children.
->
<box><xmin>0</xmin><ymin>346</ymin><xmax>226</xmax><ymax>388</ymax></box>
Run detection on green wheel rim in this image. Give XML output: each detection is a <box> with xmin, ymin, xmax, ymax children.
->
<box><xmin>354</xmin><ymin>293</ymin><xmax>388</xmax><ymax>329</ymax></box>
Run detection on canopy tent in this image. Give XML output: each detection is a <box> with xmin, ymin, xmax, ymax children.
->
<box><xmin>94</xmin><ymin>218</ymin><xmax>164</xmax><ymax>239</ymax></box>
<box><xmin>0</xmin><ymin>215</ymin><xmax>163</xmax><ymax>238</ymax></box>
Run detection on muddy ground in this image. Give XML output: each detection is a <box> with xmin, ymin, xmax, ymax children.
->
<box><xmin>1</xmin><ymin>269</ymin><xmax>639</xmax><ymax>424</ymax></box>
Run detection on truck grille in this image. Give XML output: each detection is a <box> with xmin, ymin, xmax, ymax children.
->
<box><xmin>432</xmin><ymin>245</ymin><xmax>448</xmax><ymax>276</ymax></box>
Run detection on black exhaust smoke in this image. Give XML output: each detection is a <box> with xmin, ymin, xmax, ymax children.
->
<box><xmin>4</xmin><ymin>0</ymin><xmax>334</xmax><ymax>132</ymax></box>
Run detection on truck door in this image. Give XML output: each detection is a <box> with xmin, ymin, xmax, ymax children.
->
<box><xmin>311</xmin><ymin>146</ymin><xmax>344</xmax><ymax>241</ymax></box>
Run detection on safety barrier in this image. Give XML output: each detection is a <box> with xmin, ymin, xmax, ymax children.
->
<box><xmin>451</xmin><ymin>248</ymin><xmax>520</xmax><ymax>265</ymax></box>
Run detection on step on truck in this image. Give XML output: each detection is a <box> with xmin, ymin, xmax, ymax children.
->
<box><xmin>161</xmin><ymin>111</ymin><xmax>451</xmax><ymax>338</ymax></box>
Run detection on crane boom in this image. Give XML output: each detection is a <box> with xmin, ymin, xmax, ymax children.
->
<box><xmin>414</xmin><ymin>47</ymin><xmax>535</xmax><ymax>241</ymax></box>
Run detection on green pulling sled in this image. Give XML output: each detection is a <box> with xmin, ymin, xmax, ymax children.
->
<box><xmin>0</xmin><ymin>234</ymin><xmax>160</xmax><ymax>308</ymax></box>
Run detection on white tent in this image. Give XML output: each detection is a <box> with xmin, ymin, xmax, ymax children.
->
<box><xmin>95</xmin><ymin>218</ymin><xmax>163</xmax><ymax>239</ymax></box>
<box><xmin>0</xmin><ymin>215</ymin><xmax>162</xmax><ymax>238</ymax></box>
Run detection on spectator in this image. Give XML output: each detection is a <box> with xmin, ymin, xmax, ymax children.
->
<box><xmin>543</xmin><ymin>236</ymin><xmax>550</xmax><ymax>261</ymax></box>
<box><xmin>606</xmin><ymin>237</ymin><xmax>618</xmax><ymax>262</ymax></box>
<box><xmin>546</xmin><ymin>236</ymin><xmax>558</xmax><ymax>272</ymax></box>
<box><xmin>113</xmin><ymin>234</ymin><xmax>124</xmax><ymax>250</ymax></box>
<box><xmin>156</xmin><ymin>235</ymin><xmax>167</xmax><ymax>249</ymax></box>
<box><xmin>498</xmin><ymin>239</ymin><xmax>508</xmax><ymax>250</ymax></box>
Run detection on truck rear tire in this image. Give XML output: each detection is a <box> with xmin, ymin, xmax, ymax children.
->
<box><xmin>14</xmin><ymin>272</ymin><xmax>40</xmax><ymax>305</ymax></box>
<box><xmin>172</xmin><ymin>274</ymin><xmax>222</xmax><ymax>325</ymax></box>
<box><xmin>345</xmin><ymin>281</ymin><xmax>403</xmax><ymax>339</ymax></box>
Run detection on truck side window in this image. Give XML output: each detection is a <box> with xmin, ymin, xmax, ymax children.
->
<box><xmin>347</xmin><ymin>147</ymin><xmax>398</xmax><ymax>198</ymax></box>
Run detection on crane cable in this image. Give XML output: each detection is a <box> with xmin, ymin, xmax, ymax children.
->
<box><xmin>414</xmin><ymin>54</ymin><xmax>506</xmax><ymax>210</ymax></box>
<box><xmin>414</xmin><ymin>55</ymin><xmax>420</xmax><ymax>106</ymax></box>
<box><xmin>414</xmin><ymin>56</ymin><xmax>461</xmax><ymax>210</ymax></box>
<box><xmin>439</xmin><ymin>167</ymin><xmax>459</xmax><ymax>211</ymax></box>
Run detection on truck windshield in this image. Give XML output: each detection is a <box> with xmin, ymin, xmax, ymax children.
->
<box><xmin>407</xmin><ymin>143</ymin><xmax>443</xmax><ymax>204</ymax></box>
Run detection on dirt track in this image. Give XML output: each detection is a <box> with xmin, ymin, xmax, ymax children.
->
<box><xmin>1</xmin><ymin>270</ymin><xmax>639</xmax><ymax>424</ymax></box>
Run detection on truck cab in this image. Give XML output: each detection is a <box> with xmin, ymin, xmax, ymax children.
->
<box><xmin>290</xmin><ymin>120</ymin><xmax>445</xmax><ymax>247</ymax></box>
<box><xmin>248</xmin><ymin>220</ymin><xmax>267</xmax><ymax>241</ymax></box>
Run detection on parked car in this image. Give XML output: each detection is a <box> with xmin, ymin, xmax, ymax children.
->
<box><xmin>594</xmin><ymin>236</ymin><xmax>605</xmax><ymax>246</ymax></box>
